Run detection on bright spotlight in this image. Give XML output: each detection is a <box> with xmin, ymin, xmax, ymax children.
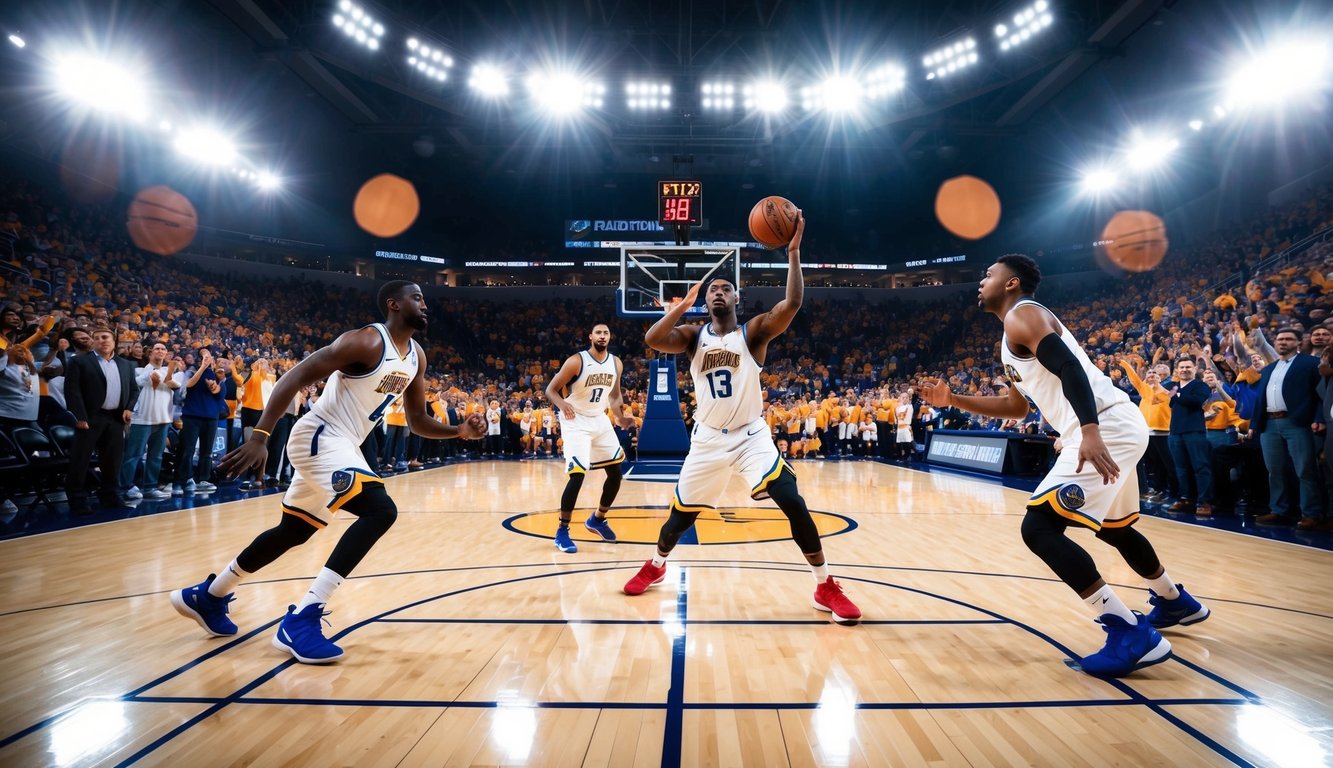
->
<box><xmin>1225</xmin><ymin>41</ymin><xmax>1331</xmax><ymax>109</ymax></box>
<box><xmin>256</xmin><ymin>171</ymin><xmax>282</xmax><ymax>191</ymax></box>
<box><xmin>814</xmin><ymin>76</ymin><xmax>863</xmax><ymax>113</ymax></box>
<box><xmin>744</xmin><ymin>79</ymin><xmax>789</xmax><ymax>113</ymax></box>
<box><xmin>173</xmin><ymin>127</ymin><xmax>237</xmax><ymax>166</ymax></box>
<box><xmin>469</xmin><ymin>63</ymin><xmax>510</xmax><ymax>97</ymax></box>
<box><xmin>1080</xmin><ymin>168</ymin><xmax>1117</xmax><ymax>194</ymax></box>
<box><xmin>526</xmin><ymin>71</ymin><xmax>603</xmax><ymax>114</ymax></box>
<box><xmin>8</xmin><ymin>33</ymin><xmax>25</xmax><ymax>49</ymax></box>
<box><xmin>53</xmin><ymin>54</ymin><xmax>150</xmax><ymax>121</ymax></box>
<box><xmin>1126</xmin><ymin>133</ymin><xmax>1179</xmax><ymax>172</ymax></box>
<box><xmin>1188</xmin><ymin>119</ymin><xmax>1203</xmax><ymax>131</ymax></box>
<box><xmin>158</xmin><ymin>119</ymin><xmax>171</xmax><ymax>131</ymax></box>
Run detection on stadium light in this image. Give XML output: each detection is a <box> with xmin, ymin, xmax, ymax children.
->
<box><xmin>626</xmin><ymin>81</ymin><xmax>671</xmax><ymax>110</ymax></box>
<box><xmin>924</xmin><ymin>38</ymin><xmax>978</xmax><ymax>79</ymax></box>
<box><xmin>701</xmin><ymin>81</ymin><xmax>737</xmax><ymax>110</ymax></box>
<box><xmin>998</xmin><ymin>1</ymin><xmax>1054</xmax><ymax>51</ymax></box>
<box><xmin>1126</xmin><ymin>132</ymin><xmax>1179</xmax><ymax>172</ymax></box>
<box><xmin>742</xmin><ymin>79</ymin><xmax>789</xmax><ymax>113</ymax></box>
<box><xmin>173</xmin><ymin>127</ymin><xmax>237</xmax><ymax>166</ymax></box>
<box><xmin>863</xmin><ymin>64</ymin><xmax>906</xmax><ymax>99</ymax></box>
<box><xmin>1188</xmin><ymin>119</ymin><xmax>1203</xmax><ymax>131</ymax></box>
<box><xmin>8</xmin><ymin>33</ymin><xmax>24</xmax><ymax>49</ymax></box>
<box><xmin>468</xmin><ymin>63</ymin><xmax>509</xmax><ymax>97</ymax></box>
<box><xmin>332</xmin><ymin>2</ymin><xmax>385</xmax><ymax>51</ymax></box>
<box><xmin>526</xmin><ymin>71</ymin><xmax>605</xmax><ymax>115</ymax></box>
<box><xmin>53</xmin><ymin>54</ymin><xmax>150</xmax><ymax>121</ymax></box>
<box><xmin>1225</xmin><ymin>41</ymin><xmax>1330</xmax><ymax>109</ymax></box>
<box><xmin>256</xmin><ymin>171</ymin><xmax>282</xmax><ymax>191</ymax></box>
<box><xmin>1080</xmin><ymin>167</ymin><xmax>1117</xmax><ymax>195</ymax></box>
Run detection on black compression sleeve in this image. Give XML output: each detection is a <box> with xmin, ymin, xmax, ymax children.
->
<box><xmin>1034</xmin><ymin>333</ymin><xmax>1099</xmax><ymax>426</ymax></box>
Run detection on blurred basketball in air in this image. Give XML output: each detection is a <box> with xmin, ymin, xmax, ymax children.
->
<box><xmin>935</xmin><ymin>175</ymin><xmax>1001</xmax><ymax>240</ymax></box>
<box><xmin>748</xmin><ymin>195</ymin><xmax>800</xmax><ymax>249</ymax></box>
<box><xmin>354</xmin><ymin>173</ymin><xmax>420</xmax><ymax>238</ymax></box>
<box><xmin>126</xmin><ymin>186</ymin><xmax>197</xmax><ymax>256</ymax></box>
<box><xmin>1102</xmin><ymin>210</ymin><xmax>1168</xmax><ymax>272</ymax></box>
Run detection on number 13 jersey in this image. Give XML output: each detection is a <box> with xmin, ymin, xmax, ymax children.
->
<box><xmin>690</xmin><ymin>323</ymin><xmax>762</xmax><ymax>432</ymax></box>
<box><xmin>309</xmin><ymin>323</ymin><xmax>421</xmax><ymax>442</ymax></box>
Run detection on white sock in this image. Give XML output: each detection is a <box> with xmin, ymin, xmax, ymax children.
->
<box><xmin>208</xmin><ymin>559</ymin><xmax>249</xmax><ymax>597</ymax></box>
<box><xmin>651</xmin><ymin>552</ymin><xmax>668</xmax><ymax>568</ymax></box>
<box><xmin>811</xmin><ymin>563</ymin><xmax>830</xmax><ymax>584</ymax></box>
<box><xmin>1084</xmin><ymin>584</ymin><xmax>1136</xmax><ymax>624</ymax></box>
<box><xmin>1145</xmin><ymin>572</ymin><xmax>1180</xmax><ymax>600</ymax></box>
<box><xmin>296</xmin><ymin>567</ymin><xmax>345</xmax><ymax>611</ymax></box>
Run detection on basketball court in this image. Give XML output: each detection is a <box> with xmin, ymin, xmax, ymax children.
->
<box><xmin>1</xmin><ymin>459</ymin><xmax>1329</xmax><ymax>767</ymax></box>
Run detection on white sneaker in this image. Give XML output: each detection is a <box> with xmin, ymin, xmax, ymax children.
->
<box><xmin>145</xmin><ymin>488</ymin><xmax>173</xmax><ymax>499</ymax></box>
<box><xmin>194</xmin><ymin>481</ymin><xmax>217</xmax><ymax>492</ymax></box>
<box><xmin>172</xmin><ymin>484</ymin><xmax>185</xmax><ymax>496</ymax></box>
<box><xmin>184</xmin><ymin>479</ymin><xmax>197</xmax><ymax>493</ymax></box>
<box><xmin>126</xmin><ymin>486</ymin><xmax>144</xmax><ymax>500</ymax></box>
<box><xmin>1</xmin><ymin>499</ymin><xmax>17</xmax><ymax>515</ymax></box>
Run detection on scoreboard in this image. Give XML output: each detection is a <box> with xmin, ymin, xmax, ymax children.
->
<box><xmin>657</xmin><ymin>180</ymin><xmax>702</xmax><ymax>225</ymax></box>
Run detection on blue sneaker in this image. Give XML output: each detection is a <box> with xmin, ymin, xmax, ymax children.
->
<box><xmin>170</xmin><ymin>574</ymin><xmax>238</xmax><ymax>637</ymax></box>
<box><xmin>272</xmin><ymin>603</ymin><xmax>344</xmax><ymax>664</ymax></box>
<box><xmin>584</xmin><ymin>514</ymin><xmax>617</xmax><ymax>542</ymax></box>
<box><xmin>1146</xmin><ymin>585</ymin><xmax>1211</xmax><ymax>629</ymax></box>
<box><xmin>1078</xmin><ymin>611</ymin><xmax>1172</xmax><ymax>678</ymax></box>
<box><xmin>554</xmin><ymin>526</ymin><xmax>578</xmax><ymax>553</ymax></box>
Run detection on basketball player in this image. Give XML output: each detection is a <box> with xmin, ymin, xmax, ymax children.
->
<box><xmin>924</xmin><ymin>255</ymin><xmax>1209</xmax><ymax>677</ymax></box>
<box><xmin>624</xmin><ymin>214</ymin><xmax>862</xmax><ymax>625</ymax></box>
<box><xmin>170</xmin><ymin>281</ymin><xmax>486</xmax><ymax>664</ymax></box>
<box><xmin>544</xmin><ymin>323</ymin><xmax>634</xmax><ymax>553</ymax></box>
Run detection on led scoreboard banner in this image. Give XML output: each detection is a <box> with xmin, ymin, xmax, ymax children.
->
<box><xmin>658</xmin><ymin>180</ymin><xmax>702</xmax><ymax>226</ymax></box>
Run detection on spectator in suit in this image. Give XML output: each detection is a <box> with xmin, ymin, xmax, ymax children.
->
<box><xmin>64</xmin><ymin>327</ymin><xmax>138</xmax><ymax>514</ymax></box>
<box><xmin>1318</xmin><ymin>342</ymin><xmax>1333</xmax><ymax>529</ymax></box>
<box><xmin>1167</xmin><ymin>356</ymin><xmax>1213</xmax><ymax>517</ymax></box>
<box><xmin>1251</xmin><ymin>327</ymin><xmax>1326</xmax><ymax>529</ymax></box>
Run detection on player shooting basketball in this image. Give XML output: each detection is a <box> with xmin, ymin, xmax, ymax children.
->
<box><xmin>623</xmin><ymin>212</ymin><xmax>862</xmax><ymax>625</ymax></box>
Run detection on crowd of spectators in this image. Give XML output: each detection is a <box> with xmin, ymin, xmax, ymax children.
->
<box><xmin>1</xmin><ymin>174</ymin><xmax>1330</xmax><ymax>532</ymax></box>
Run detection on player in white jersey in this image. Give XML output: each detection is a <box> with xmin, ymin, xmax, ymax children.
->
<box><xmin>924</xmin><ymin>255</ymin><xmax>1209</xmax><ymax>678</ymax></box>
<box><xmin>623</xmin><ymin>214</ymin><xmax>862</xmax><ymax>625</ymax></box>
<box><xmin>545</xmin><ymin>324</ymin><xmax>634</xmax><ymax>553</ymax></box>
<box><xmin>171</xmin><ymin>281</ymin><xmax>485</xmax><ymax>664</ymax></box>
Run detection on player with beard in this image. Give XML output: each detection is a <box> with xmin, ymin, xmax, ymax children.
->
<box><xmin>924</xmin><ymin>255</ymin><xmax>1209</xmax><ymax>677</ymax></box>
<box><xmin>170</xmin><ymin>281</ymin><xmax>486</xmax><ymax>663</ymax></box>
<box><xmin>622</xmin><ymin>214</ymin><xmax>862</xmax><ymax>625</ymax></box>
<box><xmin>544</xmin><ymin>324</ymin><xmax>634</xmax><ymax>553</ymax></box>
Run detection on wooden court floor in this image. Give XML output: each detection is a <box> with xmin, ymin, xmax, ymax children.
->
<box><xmin>1</xmin><ymin>459</ymin><xmax>1330</xmax><ymax>767</ymax></box>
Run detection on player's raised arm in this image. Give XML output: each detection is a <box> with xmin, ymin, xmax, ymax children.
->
<box><xmin>644</xmin><ymin>279</ymin><xmax>703</xmax><ymax>354</ymax></box>
<box><xmin>544</xmin><ymin>354</ymin><xmax>583</xmax><ymax>419</ymax></box>
<box><xmin>748</xmin><ymin>212</ymin><xmax>805</xmax><ymax>346</ymax></box>
<box><xmin>218</xmin><ymin>327</ymin><xmax>382</xmax><ymax>477</ymax></box>
<box><xmin>924</xmin><ymin>377</ymin><xmax>1031</xmax><ymax>420</ymax></box>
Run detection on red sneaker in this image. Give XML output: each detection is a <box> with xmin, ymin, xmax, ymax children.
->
<box><xmin>623</xmin><ymin>560</ymin><xmax>667</xmax><ymax>595</ymax></box>
<box><xmin>813</xmin><ymin>577</ymin><xmax>862</xmax><ymax>625</ymax></box>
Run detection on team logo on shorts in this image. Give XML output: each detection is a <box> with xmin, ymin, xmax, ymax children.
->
<box><xmin>567</xmin><ymin>460</ymin><xmax>576</xmax><ymax>473</ymax></box>
<box><xmin>331</xmin><ymin>470</ymin><xmax>353</xmax><ymax>494</ymax></box>
<box><xmin>1057</xmin><ymin>483</ymin><xmax>1086</xmax><ymax>510</ymax></box>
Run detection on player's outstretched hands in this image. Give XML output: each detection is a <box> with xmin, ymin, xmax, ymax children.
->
<box><xmin>1076</xmin><ymin>427</ymin><xmax>1120</xmax><ymax>485</ymax></box>
<box><xmin>923</xmin><ymin>378</ymin><xmax>952</xmax><ymax>408</ymax></box>
<box><xmin>788</xmin><ymin>210</ymin><xmax>805</xmax><ymax>255</ymax></box>
<box><xmin>219</xmin><ymin>438</ymin><xmax>268</xmax><ymax>479</ymax></box>
<box><xmin>460</xmin><ymin>413</ymin><xmax>487</xmax><ymax>440</ymax></box>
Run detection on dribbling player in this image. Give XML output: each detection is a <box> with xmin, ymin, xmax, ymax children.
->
<box><xmin>544</xmin><ymin>323</ymin><xmax>634</xmax><ymax>553</ymax></box>
<box><xmin>623</xmin><ymin>214</ymin><xmax>862</xmax><ymax>625</ymax></box>
<box><xmin>925</xmin><ymin>255</ymin><xmax>1209</xmax><ymax>677</ymax></box>
<box><xmin>170</xmin><ymin>281</ymin><xmax>486</xmax><ymax>664</ymax></box>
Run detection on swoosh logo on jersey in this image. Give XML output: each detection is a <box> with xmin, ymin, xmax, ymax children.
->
<box><xmin>746</xmin><ymin>427</ymin><xmax>764</xmax><ymax>436</ymax></box>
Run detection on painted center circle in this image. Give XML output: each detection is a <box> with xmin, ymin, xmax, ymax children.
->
<box><xmin>504</xmin><ymin>505</ymin><xmax>856</xmax><ymax>546</ymax></box>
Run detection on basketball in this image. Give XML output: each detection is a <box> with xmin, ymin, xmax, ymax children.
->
<box><xmin>748</xmin><ymin>195</ymin><xmax>800</xmax><ymax>248</ymax></box>
<box><xmin>353</xmin><ymin>173</ymin><xmax>420</xmax><ymax>238</ymax></box>
<box><xmin>1101</xmin><ymin>210</ymin><xmax>1168</xmax><ymax>272</ymax></box>
<box><xmin>934</xmin><ymin>175</ymin><xmax>1001</xmax><ymax>240</ymax></box>
<box><xmin>126</xmin><ymin>185</ymin><xmax>198</xmax><ymax>256</ymax></box>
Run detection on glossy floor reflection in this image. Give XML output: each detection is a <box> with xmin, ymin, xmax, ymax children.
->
<box><xmin>0</xmin><ymin>459</ymin><xmax>1329</xmax><ymax>766</ymax></box>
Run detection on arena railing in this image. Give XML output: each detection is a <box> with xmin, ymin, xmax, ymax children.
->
<box><xmin>1191</xmin><ymin>223</ymin><xmax>1333</xmax><ymax>308</ymax></box>
<box><xmin>0</xmin><ymin>261</ymin><xmax>52</xmax><ymax>297</ymax></box>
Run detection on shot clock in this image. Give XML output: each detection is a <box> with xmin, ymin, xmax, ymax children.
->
<box><xmin>657</xmin><ymin>180</ymin><xmax>702</xmax><ymax>226</ymax></box>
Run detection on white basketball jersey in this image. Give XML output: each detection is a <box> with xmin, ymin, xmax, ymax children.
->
<box><xmin>564</xmin><ymin>350</ymin><xmax>619</xmax><ymax>418</ymax></box>
<box><xmin>1000</xmin><ymin>299</ymin><xmax>1129</xmax><ymax>436</ymax></box>
<box><xmin>308</xmin><ymin>323</ymin><xmax>420</xmax><ymax>442</ymax></box>
<box><xmin>690</xmin><ymin>323</ymin><xmax>762</xmax><ymax>431</ymax></box>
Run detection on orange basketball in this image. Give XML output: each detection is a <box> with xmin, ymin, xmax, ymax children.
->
<box><xmin>127</xmin><ymin>186</ymin><xmax>198</xmax><ymax>256</ymax></box>
<box><xmin>748</xmin><ymin>195</ymin><xmax>800</xmax><ymax>248</ymax></box>
<box><xmin>1101</xmin><ymin>210</ymin><xmax>1168</xmax><ymax>272</ymax></box>
<box><xmin>934</xmin><ymin>175</ymin><xmax>1001</xmax><ymax>240</ymax></box>
<box><xmin>353</xmin><ymin>173</ymin><xmax>420</xmax><ymax>238</ymax></box>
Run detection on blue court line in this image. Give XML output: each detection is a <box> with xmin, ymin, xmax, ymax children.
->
<box><xmin>0</xmin><ymin>562</ymin><xmax>1279</xmax><ymax>767</ymax></box>
<box><xmin>661</xmin><ymin>568</ymin><xmax>687</xmax><ymax>768</ymax></box>
<box><xmin>374</xmin><ymin>618</ymin><xmax>1006</xmax><ymax>626</ymax></box>
<box><xmin>123</xmin><ymin>694</ymin><xmax>1250</xmax><ymax>711</ymax></box>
